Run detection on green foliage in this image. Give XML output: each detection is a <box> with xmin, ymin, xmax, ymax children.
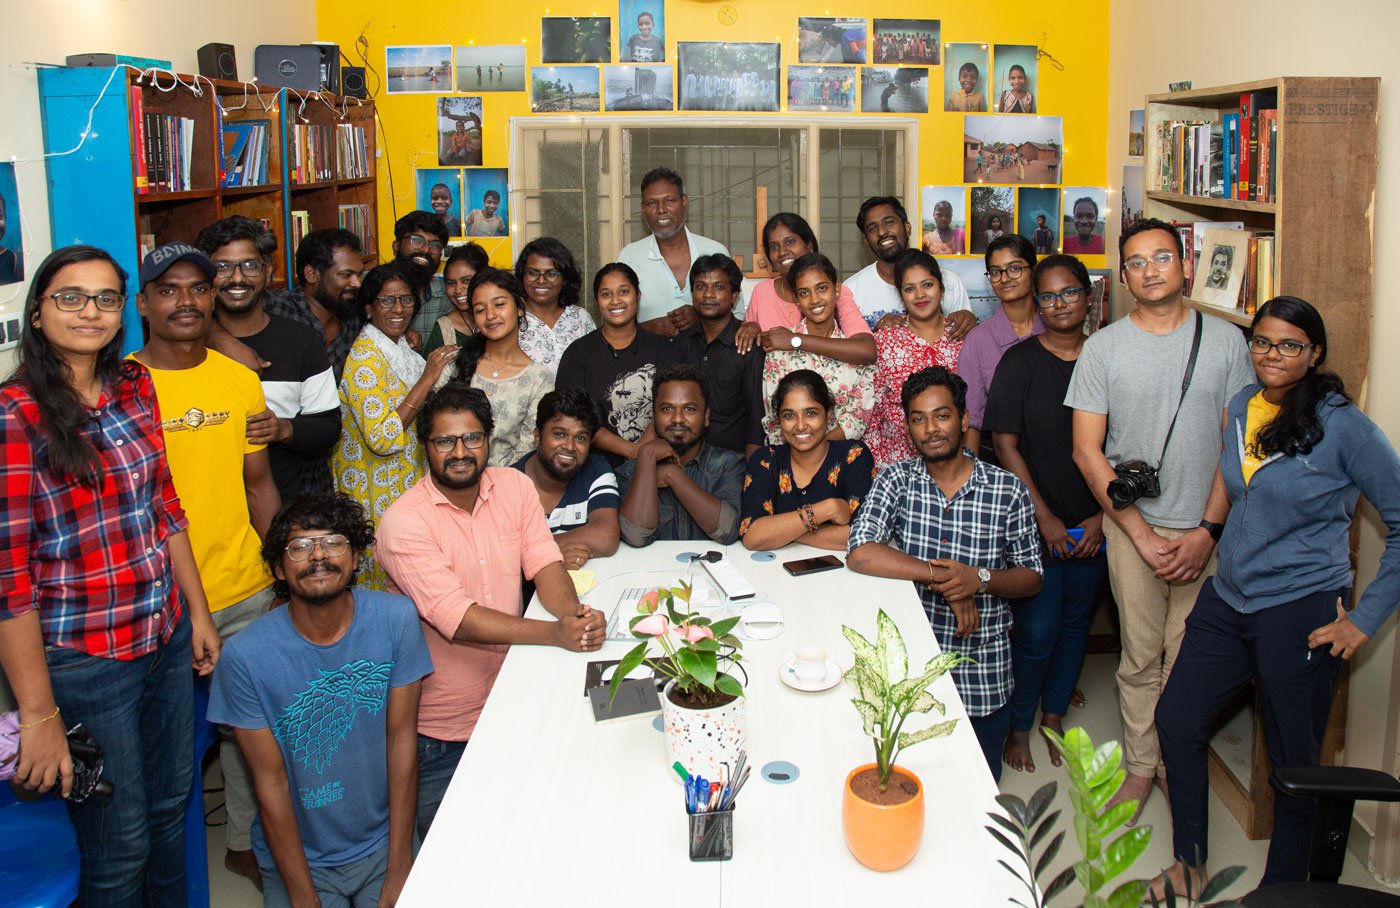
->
<box><xmin>841</xmin><ymin>609</ymin><xmax>970</xmax><ymax>790</ymax></box>
<box><xmin>607</xmin><ymin>583</ymin><xmax>744</xmax><ymax>706</ymax></box>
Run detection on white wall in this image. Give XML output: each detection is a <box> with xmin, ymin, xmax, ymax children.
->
<box><xmin>1108</xmin><ymin>0</ymin><xmax>1400</xmax><ymax>844</ymax></box>
<box><xmin>0</xmin><ymin>0</ymin><xmax>316</xmax><ymax>375</ymax></box>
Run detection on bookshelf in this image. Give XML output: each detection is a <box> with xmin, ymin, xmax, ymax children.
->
<box><xmin>1144</xmin><ymin>76</ymin><xmax>1379</xmax><ymax>840</ymax></box>
<box><xmin>36</xmin><ymin>66</ymin><xmax>379</xmax><ymax>353</ymax></box>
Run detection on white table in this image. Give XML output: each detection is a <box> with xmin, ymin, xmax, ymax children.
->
<box><xmin>399</xmin><ymin>541</ymin><xmax>1025</xmax><ymax>906</ymax></box>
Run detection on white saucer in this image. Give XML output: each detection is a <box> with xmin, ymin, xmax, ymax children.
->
<box><xmin>779</xmin><ymin>657</ymin><xmax>844</xmax><ymax>692</ymax></box>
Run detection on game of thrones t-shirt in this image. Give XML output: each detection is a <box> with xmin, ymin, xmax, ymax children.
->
<box><xmin>555</xmin><ymin>328</ymin><xmax>679</xmax><ymax>466</ymax></box>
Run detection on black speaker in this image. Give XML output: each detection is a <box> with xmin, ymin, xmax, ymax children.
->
<box><xmin>305</xmin><ymin>43</ymin><xmax>340</xmax><ymax>95</ymax></box>
<box><xmin>342</xmin><ymin>66</ymin><xmax>368</xmax><ymax>99</ymax></box>
<box><xmin>254</xmin><ymin>44</ymin><xmax>322</xmax><ymax>91</ymax></box>
<box><xmin>197</xmin><ymin>42</ymin><xmax>237</xmax><ymax>81</ymax></box>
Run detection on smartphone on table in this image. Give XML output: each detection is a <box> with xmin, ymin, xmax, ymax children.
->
<box><xmin>783</xmin><ymin>555</ymin><xmax>844</xmax><ymax>577</ymax></box>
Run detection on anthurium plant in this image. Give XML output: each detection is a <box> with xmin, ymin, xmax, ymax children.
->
<box><xmin>608</xmin><ymin>582</ymin><xmax>744</xmax><ymax>709</ymax></box>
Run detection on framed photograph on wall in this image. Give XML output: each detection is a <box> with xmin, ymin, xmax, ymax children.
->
<box><xmin>385</xmin><ymin>45</ymin><xmax>453</xmax><ymax>94</ymax></box>
<box><xmin>872</xmin><ymin>19</ymin><xmax>939</xmax><ymax>64</ymax></box>
<box><xmin>944</xmin><ymin>43</ymin><xmax>989</xmax><ymax>112</ymax></box>
<box><xmin>1062</xmin><ymin>187</ymin><xmax>1108</xmax><ymax>255</ymax></box>
<box><xmin>1128</xmin><ymin>108</ymin><xmax>1145</xmax><ymax>157</ymax></box>
<box><xmin>604</xmin><ymin>65</ymin><xmax>673</xmax><ymax>111</ymax></box>
<box><xmin>860</xmin><ymin>67</ymin><xmax>928</xmax><ymax>113</ymax></box>
<box><xmin>1016</xmin><ymin>187</ymin><xmax>1060</xmax><ymax>255</ymax></box>
<box><xmin>963</xmin><ymin>115</ymin><xmax>1062</xmax><ymax>184</ymax></box>
<box><xmin>530</xmin><ymin>67</ymin><xmax>601</xmax><ymax>113</ymax></box>
<box><xmin>678</xmin><ymin>42</ymin><xmax>779</xmax><ymax>112</ymax></box>
<box><xmin>620</xmin><ymin>0</ymin><xmax>665</xmax><ymax>62</ymax></box>
<box><xmin>1122</xmin><ymin>164</ymin><xmax>1145</xmax><ymax>232</ymax></box>
<box><xmin>437</xmin><ymin>97</ymin><xmax>483</xmax><ymax>167</ymax></box>
<box><xmin>454</xmin><ymin>46</ymin><xmax>526</xmax><ymax>92</ymax></box>
<box><xmin>970</xmin><ymin>185</ymin><xmax>1015</xmax><ymax>256</ymax></box>
<box><xmin>937</xmin><ymin>258</ymin><xmax>1000</xmax><ymax>322</ymax></box>
<box><xmin>415</xmin><ymin>168</ymin><xmax>463</xmax><ymax>237</ymax></box>
<box><xmin>992</xmin><ymin>44</ymin><xmax>1038</xmax><ymax>113</ymax></box>
<box><xmin>542</xmin><ymin>17</ymin><xmax>612</xmax><ymax>64</ymax></box>
<box><xmin>796</xmin><ymin>18</ymin><xmax>866</xmax><ymax>64</ymax></box>
<box><xmin>919</xmin><ymin>186</ymin><xmax>966</xmax><ymax>255</ymax></box>
<box><xmin>786</xmin><ymin>65</ymin><xmax>856</xmax><ymax>113</ymax></box>
<box><xmin>0</xmin><ymin>162</ymin><xmax>23</xmax><ymax>288</ymax></box>
<box><xmin>462</xmin><ymin>168</ymin><xmax>510</xmax><ymax>238</ymax></box>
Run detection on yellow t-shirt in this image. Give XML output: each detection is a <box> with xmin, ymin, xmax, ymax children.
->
<box><xmin>132</xmin><ymin>350</ymin><xmax>271</xmax><ymax>611</ymax></box>
<box><xmin>1241</xmin><ymin>390</ymin><xmax>1281</xmax><ymax>485</ymax></box>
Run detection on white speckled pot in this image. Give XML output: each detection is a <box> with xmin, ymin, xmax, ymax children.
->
<box><xmin>661</xmin><ymin>680</ymin><xmax>747</xmax><ymax>783</ymax></box>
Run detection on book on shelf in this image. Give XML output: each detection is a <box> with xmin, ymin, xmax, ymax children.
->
<box><xmin>290</xmin><ymin>210</ymin><xmax>312</xmax><ymax>253</ymax></box>
<box><xmin>1171</xmin><ymin>219</ymin><xmax>1273</xmax><ymax>315</ymax></box>
<box><xmin>338</xmin><ymin>203</ymin><xmax>373</xmax><ymax>249</ymax></box>
<box><xmin>336</xmin><ymin>122</ymin><xmax>370</xmax><ymax>179</ymax></box>
<box><xmin>1151</xmin><ymin>89</ymin><xmax>1278</xmax><ymax>202</ymax></box>
<box><xmin>221</xmin><ymin>119</ymin><xmax>272</xmax><ymax>187</ymax></box>
<box><xmin>129</xmin><ymin>86</ymin><xmax>196</xmax><ymax>194</ymax></box>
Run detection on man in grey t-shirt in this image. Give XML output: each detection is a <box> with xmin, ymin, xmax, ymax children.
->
<box><xmin>1066</xmin><ymin>218</ymin><xmax>1251</xmax><ymax>823</ymax></box>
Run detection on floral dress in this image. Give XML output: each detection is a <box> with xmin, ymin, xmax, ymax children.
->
<box><xmin>760</xmin><ymin>320</ymin><xmax>875</xmax><ymax>444</ymax></box>
<box><xmin>867</xmin><ymin>324</ymin><xmax>963</xmax><ymax>470</ymax></box>
<box><xmin>738</xmin><ymin>440</ymin><xmax>876</xmax><ymax>537</ymax></box>
<box><xmin>518</xmin><ymin>305</ymin><xmax>596</xmax><ymax>376</ymax></box>
<box><xmin>471</xmin><ymin>361</ymin><xmax>554</xmax><ymax>467</ymax></box>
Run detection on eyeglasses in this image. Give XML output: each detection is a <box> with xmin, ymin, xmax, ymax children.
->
<box><xmin>524</xmin><ymin>268</ymin><xmax>563</xmax><ymax>282</ymax></box>
<box><xmin>404</xmin><ymin>235</ymin><xmax>446</xmax><ymax>253</ymax></box>
<box><xmin>373</xmin><ymin>295</ymin><xmax>416</xmax><ymax>309</ymax></box>
<box><xmin>1036</xmin><ymin>287</ymin><xmax>1085</xmax><ymax>308</ymax></box>
<box><xmin>429</xmin><ymin>432</ymin><xmax>488</xmax><ymax>453</ymax></box>
<box><xmin>1248</xmin><ymin>338</ymin><xmax>1313</xmax><ymax>358</ymax></box>
<box><xmin>1123</xmin><ymin>251</ymin><xmax>1178</xmax><ymax>273</ymax></box>
<box><xmin>986</xmin><ymin>264</ymin><xmax>1027</xmax><ymax>281</ymax></box>
<box><xmin>284</xmin><ymin>533</ymin><xmax>350</xmax><ymax>561</ymax></box>
<box><xmin>212</xmin><ymin>260</ymin><xmax>267</xmax><ymax>276</ymax></box>
<box><xmin>48</xmin><ymin>291</ymin><xmax>126</xmax><ymax>312</ymax></box>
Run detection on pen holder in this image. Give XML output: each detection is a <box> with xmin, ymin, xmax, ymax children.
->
<box><xmin>688</xmin><ymin>807</ymin><xmax>735</xmax><ymax>862</ymax></box>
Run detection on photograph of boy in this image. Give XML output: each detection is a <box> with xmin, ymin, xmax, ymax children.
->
<box><xmin>1016</xmin><ymin>187</ymin><xmax>1060</xmax><ymax>254</ymax></box>
<box><xmin>944</xmin><ymin>44</ymin><xmax>989</xmax><ymax>112</ymax></box>
<box><xmin>993</xmin><ymin>44</ymin><xmax>1038</xmax><ymax>113</ymax></box>
<box><xmin>438</xmin><ymin>98</ymin><xmax>483</xmax><ymax>166</ymax></box>
<box><xmin>621</xmin><ymin>2</ymin><xmax>665</xmax><ymax>62</ymax></box>
<box><xmin>416</xmin><ymin>169</ymin><xmax>463</xmax><ymax>237</ymax></box>
<box><xmin>463</xmin><ymin>169</ymin><xmax>510</xmax><ymax>237</ymax></box>
<box><xmin>1061</xmin><ymin>188</ymin><xmax>1107</xmax><ymax>254</ymax></box>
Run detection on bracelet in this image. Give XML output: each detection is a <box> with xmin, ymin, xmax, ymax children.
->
<box><xmin>19</xmin><ymin>705</ymin><xmax>61</xmax><ymax>729</ymax></box>
<box><xmin>403</xmin><ymin>401</ymin><xmax>420</xmax><ymax>411</ymax></box>
<box><xmin>799</xmin><ymin>504</ymin><xmax>818</xmax><ymax>534</ymax></box>
<box><xmin>926</xmin><ymin>560</ymin><xmax>936</xmax><ymax>584</ymax></box>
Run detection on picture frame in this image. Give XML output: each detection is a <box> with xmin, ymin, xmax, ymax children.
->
<box><xmin>542</xmin><ymin>17</ymin><xmax>612</xmax><ymax>64</ymax></box>
<box><xmin>963</xmin><ymin>115</ymin><xmax>1063</xmax><ymax>184</ymax></box>
<box><xmin>860</xmin><ymin>67</ymin><xmax>928</xmax><ymax>114</ymax></box>
<box><xmin>385</xmin><ymin>45</ymin><xmax>453</xmax><ymax>94</ymax></box>
<box><xmin>454</xmin><ymin>46</ymin><xmax>527</xmax><ymax>93</ymax></box>
<box><xmin>1196</xmin><ymin>227</ymin><xmax>1249</xmax><ymax>310</ymax></box>
<box><xmin>437</xmin><ymin>97</ymin><xmax>483</xmax><ymax>167</ymax></box>
<box><xmin>786</xmin><ymin>65</ymin><xmax>856</xmax><ymax>113</ymax></box>
<box><xmin>677</xmin><ymin>42</ymin><xmax>780</xmax><ymax>112</ymax></box>
<box><xmin>604</xmin><ymin>64</ymin><xmax>674</xmax><ymax>111</ymax></box>
<box><xmin>871</xmin><ymin>19</ymin><xmax>939</xmax><ymax>64</ymax></box>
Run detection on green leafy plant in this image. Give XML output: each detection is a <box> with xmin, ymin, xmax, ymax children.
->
<box><xmin>608</xmin><ymin>583</ymin><xmax>744</xmax><ymax>708</ymax></box>
<box><xmin>842</xmin><ymin>608</ymin><xmax>971</xmax><ymax>790</ymax></box>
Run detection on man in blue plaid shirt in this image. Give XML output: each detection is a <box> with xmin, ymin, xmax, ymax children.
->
<box><xmin>849</xmin><ymin>366</ymin><xmax>1043</xmax><ymax>781</ymax></box>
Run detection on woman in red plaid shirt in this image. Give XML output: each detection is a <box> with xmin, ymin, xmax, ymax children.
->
<box><xmin>0</xmin><ymin>246</ymin><xmax>220</xmax><ymax>906</ymax></box>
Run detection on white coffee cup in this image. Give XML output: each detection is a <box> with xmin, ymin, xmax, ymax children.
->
<box><xmin>794</xmin><ymin>646</ymin><xmax>828</xmax><ymax>682</ymax></box>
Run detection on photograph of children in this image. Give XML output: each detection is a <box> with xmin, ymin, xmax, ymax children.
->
<box><xmin>872</xmin><ymin>19</ymin><xmax>939</xmax><ymax>64</ymax></box>
<box><xmin>530</xmin><ymin>67</ymin><xmax>602</xmax><ymax>113</ymax></box>
<box><xmin>678</xmin><ymin>43</ymin><xmax>780</xmax><ymax>112</ymax></box>
<box><xmin>1121</xmin><ymin>164</ymin><xmax>1145</xmax><ymax>232</ymax></box>
<box><xmin>455</xmin><ymin>45</ymin><xmax>527</xmax><ymax>92</ymax></box>
<box><xmin>604</xmin><ymin>65</ymin><xmax>673</xmax><ymax>111</ymax></box>
<box><xmin>462</xmin><ymin>169</ymin><xmax>510</xmax><ymax>238</ymax></box>
<box><xmin>386</xmin><ymin>45</ymin><xmax>453</xmax><ymax>94</ymax></box>
<box><xmin>963</xmin><ymin>115</ymin><xmax>1062</xmax><ymax>184</ymax></box>
<box><xmin>620</xmin><ymin>1</ymin><xmax>665</xmax><ymax>63</ymax></box>
<box><xmin>796</xmin><ymin>18</ymin><xmax>866</xmax><ymax>64</ymax></box>
<box><xmin>438</xmin><ymin>97</ymin><xmax>483</xmax><ymax>167</ymax></box>
<box><xmin>786</xmin><ymin>66</ymin><xmax>856</xmax><ymax>113</ymax></box>
<box><xmin>992</xmin><ymin>44</ymin><xmax>1038</xmax><ymax>113</ymax></box>
<box><xmin>919</xmin><ymin>187</ymin><xmax>966</xmax><ymax>255</ymax></box>
<box><xmin>1128</xmin><ymin>108</ymin><xmax>1145</xmax><ymax>156</ymax></box>
<box><xmin>0</xmin><ymin>163</ymin><xmax>22</xmax><ymax>286</ymax></box>
<box><xmin>1016</xmin><ymin>187</ymin><xmax>1060</xmax><ymax>255</ymax></box>
<box><xmin>944</xmin><ymin>43</ymin><xmax>989</xmax><ymax>112</ymax></box>
<box><xmin>860</xmin><ymin>67</ymin><xmax>928</xmax><ymax>114</ymax></box>
<box><xmin>937</xmin><ymin>258</ymin><xmax>1000</xmax><ymax>322</ymax></box>
<box><xmin>970</xmin><ymin>185</ymin><xmax>1015</xmax><ymax>256</ymax></box>
<box><xmin>416</xmin><ymin>169</ymin><xmax>463</xmax><ymax>238</ymax></box>
<box><xmin>1061</xmin><ymin>188</ymin><xmax>1108</xmax><ymax>255</ymax></box>
<box><xmin>542</xmin><ymin>17</ymin><xmax>612</xmax><ymax>64</ymax></box>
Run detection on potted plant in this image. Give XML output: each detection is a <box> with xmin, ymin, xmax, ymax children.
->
<box><xmin>840</xmin><ymin>608</ymin><xmax>970</xmax><ymax>871</ymax></box>
<box><xmin>609</xmin><ymin>582</ymin><xmax>745</xmax><ymax>781</ymax></box>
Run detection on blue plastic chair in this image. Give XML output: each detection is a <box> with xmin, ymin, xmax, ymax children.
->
<box><xmin>186</xmin><ymin>675</ymin><xmax>220</xmax><ymax>908</ymax></box>
<box><xmin>0</xmin><ymin>782</ymin><xmax>80</xmax><ymax>907</ymax></box>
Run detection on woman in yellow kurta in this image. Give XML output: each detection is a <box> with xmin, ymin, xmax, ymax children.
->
<box><xmin>333</xmin><ymin>262</ymin><xmax>459</xmax><ymax>588</ymax></box>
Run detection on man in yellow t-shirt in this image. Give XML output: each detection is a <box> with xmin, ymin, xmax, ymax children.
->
<box><xmin>132</xmin><ymin>242</ymin><xmax>282</xmax><ymax>888</ymax></box>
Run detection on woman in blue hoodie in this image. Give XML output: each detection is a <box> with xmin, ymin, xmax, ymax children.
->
<box><xmin>1154</xmin><ymin>296</ymin><xmax>1400</xmax><ymax>894</ymax></box>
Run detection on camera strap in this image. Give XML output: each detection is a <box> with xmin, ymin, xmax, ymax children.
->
<box><xmin>1155</xmin><ymin>311</ymin><xmax>1203</xmax><ymax>470</ymax></box>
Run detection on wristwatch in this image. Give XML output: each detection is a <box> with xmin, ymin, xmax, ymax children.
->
<box><xmin>976</xmin><ymin>567</ymin><xmax>991</xmax><ymax>594</ymax></box>
<box><xmin>790</xmin><ymin>335</ymin><xmax>804</xmax><ymax>350</ymax></box>
<box><xmin>1198</xmin><ymin>519</ymin><xmax>1224</xmax><ymax>541</ymax></box>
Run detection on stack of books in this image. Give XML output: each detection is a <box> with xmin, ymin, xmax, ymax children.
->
<box><xmin>338</xmin><ymin>203</ymin><xmax>372</xmax><ymax>249</ymax></box>
<box><xmin>337</xmin><ymin>123</ymin><xmax>370</xmax><ymax>179</ymax></box>
<box><xmin>1154</xmin><ymin>90</ymin><xmax>1277</xmax><ymax>203</ymax></box>
<box><xmin>289</xmin><ymin>124</ymin><xmax>335</xmax><ymax>184</ymax></box>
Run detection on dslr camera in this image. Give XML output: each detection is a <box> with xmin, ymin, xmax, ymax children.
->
<box><xmin>1107</xmin><ymin>460</ymin><xmax>1160</xmax><ymax>510</ymax></box>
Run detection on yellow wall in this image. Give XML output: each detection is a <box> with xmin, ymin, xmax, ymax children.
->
<box><xmin>315</xmin><ymin>0</ymin><xmax>1109</xmax><ymax>270</ymax></box>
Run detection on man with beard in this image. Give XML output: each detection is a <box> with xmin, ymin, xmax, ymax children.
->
<box><xmin>617</xmin><ymin>363</ymin><xmax>745</xmax><ymax>546</ymax></box>
<box><xmin>616</xmin><ymin>168</ymin><xmax>729</xmax><ymax>337</ymax></box>
<box><xmin>208</xmin><ymin>493</ymin><xmax>431</xmax><ymax>908</ymax></box>
<box><xmin>265</xmin><ymin>228</ymin><xmax>365</xmax><ymax>381</ymax></box>
<box><xmin>376</xmin><ymin>384</ymin><xmax>605</xmax><ymax>838</ymax></box>
<box><xmin>847</xmin><ymin>366</ymin><xmax>1042</xmax><ymax>781</ymax></box>
<box><xmin>845</xmin><ymin>196</ymin><xmax>977</xmax><ymax>335</ymax></box>
<box><xmin>196</xmin><ymin>217</ymin><xmax>340</xmax><ymax>500</ymax></box>
<box><xmin>394</xmin><ymin>210</ymin><xmax>450</xmax><ymax>348</ymax></box>
<box><xmin>131</xmin><ymin>243</ymin><xmax>282</xmax><ymax>888</ymax></box>
<box><xmin>514</xmin><ymin>388</ymin><xmax>621</xmax><ymax>569</ymax></box>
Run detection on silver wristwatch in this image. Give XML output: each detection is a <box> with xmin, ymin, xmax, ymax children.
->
<box><xmin>790</xmin><ymin>335</ymin><xmax>803</xmax><ymax>350</ymax></box>
<box><xmin>976</xmin><ymin>567</ymin><xmax>991</xmax><ymax>594</ymax></box>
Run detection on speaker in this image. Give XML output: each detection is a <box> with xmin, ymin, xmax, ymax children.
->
<box><xmin>305</xmin><ymin>43</ymin><xmax>340</xmax><ymax>95</ymax></box>
<box><xmin>254</xmin><ymin>44</ymin><xmax>322</xmax><ymax>91</ymax></box>
<box><xmin>341</xmin><ymin>66</ymin><xmax>368</xmax><ymax>99</ymax></box>
<box><xmin>197</xmin><ymin>42</ymin><xmax>237</xmax><ymax>81</ymax></box>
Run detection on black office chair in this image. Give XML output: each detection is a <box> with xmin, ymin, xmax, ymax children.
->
<box><xmin>1241</xmin><ymin>766</ymin><xmax>1400</xmax><ymax>907</ymax></box>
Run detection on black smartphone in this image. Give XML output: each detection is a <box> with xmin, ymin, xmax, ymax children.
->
<box><xmin>783</xmin><ymin>555</ymin><xmax>844</xmax><ymax>577</ymax></box>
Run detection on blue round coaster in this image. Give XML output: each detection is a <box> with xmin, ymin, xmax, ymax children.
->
<box><xmin>750</xmin><ymin>551</ymin><xmax>777</xmax><ymax>562</ymax></box>
<box><xmin>676</xmin><ymin>551</ymin><xmax>702</xmax><ymax>563</ymax></box>
<box><xmin>652</xmin><ymin>715</ymin><xmax>664</xmax><ymax>733</ymax></box>
<box><xmin>761</xmin><ymin>760</ymin><xmax>800</xmax><ymax>784</ymax></box>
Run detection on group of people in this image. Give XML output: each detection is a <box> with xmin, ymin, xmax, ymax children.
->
<box><xmin>2</xmin><ymin>161</ymin><xmax>1398</xmax><ymax>907</ymax></box>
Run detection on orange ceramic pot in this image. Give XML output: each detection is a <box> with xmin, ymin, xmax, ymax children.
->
<box><xmin>841</xmin><ymin>763</ymin><xmax>925</xmax><ymax>871</ymax></box>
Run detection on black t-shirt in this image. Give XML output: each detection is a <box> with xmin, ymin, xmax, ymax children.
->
<box><xmin>675</xmin><ymin>318</ymin><xmax>765</xmax><ymax>455</ymax></box>
<box><xmin>555</xmin><ymin>328</ymin><xmax>678</xmax><ymax>466</ymax></box>
<box><xmin>982</xmin><ymin>336</ymin><xmax>1100</xmax><ymax>529</ymax></box>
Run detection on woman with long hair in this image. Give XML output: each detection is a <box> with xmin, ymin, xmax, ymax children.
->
<box><xmin>1155</xmin><ymin>296</ymin><xmax>1400</xmax><ymax>894</ymax></box>
<box><xmin>0</xmin><ymin>245</ymin><xmax>220</xmax><ymax>903</ymax></box>
<box><xmin>425</xmin><ymin>241</ymin><xmax>489</xmax><ymax>354</ymax></box>
<box><xmin>513</xmin><ymin>237</ymin><xmax>595</xmax><ymax>374</ymax></box>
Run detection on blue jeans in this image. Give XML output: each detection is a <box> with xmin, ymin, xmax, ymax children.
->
<box><xmin>971</xmin><ymin>701</ymin><xmax>1013</xmax><ymax>784</ymax></box>
<box><xmin>45</xmin><ymin>615</ymin><xmax>194</xmax><ymax>907</ymax></box>
<box><xmin>1009</xmin><ymin>557</ymin><xmax>1106</xmax><ymax>731</ymax></box>
<box><xmin>415</xmin><ymin>734</ymin><xmax>467</xmax><ymax>842</ymax></box>
<box><xmin>259</xmin><ymin>844</ymin><xmax>388</xmax><ymax>908</ymax></box>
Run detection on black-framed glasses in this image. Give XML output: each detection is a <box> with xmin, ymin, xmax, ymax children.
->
<box><xmin>429</xmin><ymin>432</ymin><xmax>488</xmax><ymax>453</ymax></box>
<box><xmin>986</xmin><ymin>264</ymin><xmax>1027</xmax><ymax>281</ymax></box>
<box><xmin>1248</xmin><ymin>337</ymin><xmax>1312</xmax><ymax>358</ymax></box>
<box><xmin>1123</xmin><ymin>251</ymin><xmax>1177</xmax><ymax>273</ymax></box>
<box><xmin>48</xmin><ymin>291</ymin><xmax>126</xmax><ymax>312</ymax></box>
<box><xmin>404</xmin><ymin>235</ymin><xmax>446</xmax><ymax>253</ymax></box>
<box><xmin>373</xmin><ymin>295</ymin><xmax>416</xmax><ymax>309</ymax></box>
<box><xmin>284</xmin><ymin>534</ymin><xmax>350</xmax><ymax>561</ymax></box>
<box><xmin>524</xmin><ymin>268</ymin><xmax>563</xmax><ymax>282</ymax></box>
<box><xmin>212</xmin><ymin>260</ymin><xmax>267</xmax><ymax>276</ymax></box>
<box><xmin>1036</xmin><ymin>287</ymin><xmax>1086</xmax><ymax>308</ymax></box>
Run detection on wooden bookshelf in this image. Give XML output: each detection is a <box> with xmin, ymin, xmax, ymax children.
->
<box><xmin>1144</xmin><ymin>76</ymin><xmax>1379</xmax><ymax>840</ymax></box>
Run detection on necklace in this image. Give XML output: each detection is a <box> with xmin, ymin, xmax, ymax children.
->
<box><xmin>480</xmin><ymin>350</ymin><xmax>526</xmax><ymax>379</ymax></box>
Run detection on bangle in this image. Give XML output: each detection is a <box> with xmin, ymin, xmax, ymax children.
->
<box><xmin>19</xmin><ymin>705</ymin><xmax>61</xmax><ymax>729</ymax></box>
<box><xmin>926</xmin><ymin>561</ymin><xmax>936</xmax><ymax>584</ymax></box>
<box><xmin>799</xmin><ymin>504</ymin><xmax>818</xmax><ymax>534</ymax></box>
<box><xmin>403</xmin><ymin>401</ymin><xmax>420</xmax><ymax>412</ymax></box>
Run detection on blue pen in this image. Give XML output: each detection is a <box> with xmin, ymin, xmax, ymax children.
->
<box><xmin>686</xmin><ymin>776</ymin><xmax>697</xmax><ymax>813</ymax></box>
<box><xmin>695</xmin><ymin>776</ymin><xmax>707</xmax><ymax>813</ymax></box>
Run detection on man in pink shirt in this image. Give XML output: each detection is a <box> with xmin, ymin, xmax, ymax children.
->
<box><xmin>377</xmin><ymin>384</ymin><xmax>605</xmax><ymax>840</ymax></box>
